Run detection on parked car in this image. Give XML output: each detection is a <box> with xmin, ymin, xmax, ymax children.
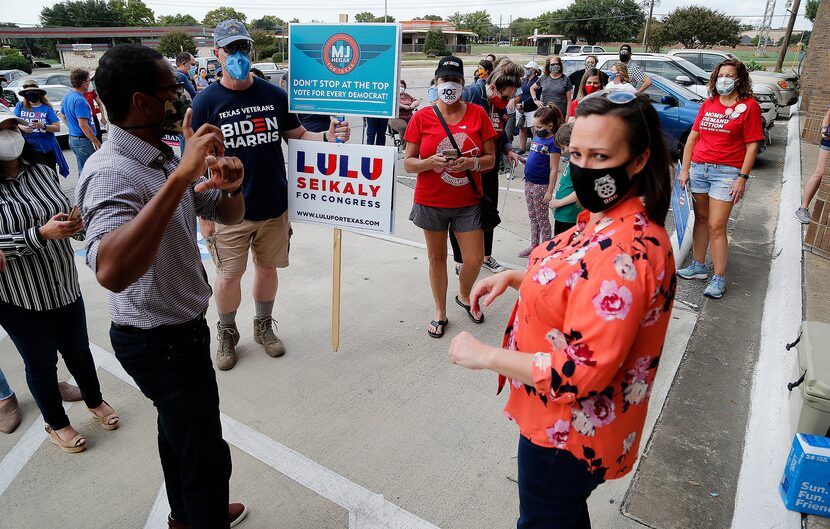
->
<box><xmin>0</xmin><ymin>69</ymin><xmax>28</xmax><ymax>88</ymax></box>
<box><xmin>251</xmin><ymin>62</ymin><xmax>286</xmax><ymax>86</ymax></box>
<box><xmin>639</xmin><ymin>74</ymin><xmax>703</xmax><ymax>158</ymax></box>
<box><xmin>7</xmin><ymin>72</ymin><xmax>71</xmax><ymax>88</ymax></box>
<box><xmin>564</xmin><ymin>52</ymin><xmax>777</xmax><ymax>128</ymax></box>
<box><xmin>560</xmin><ymin>44</ymin><xmax>606</xmax><ymax>55</ymax></box>
<box><xmin>2</xmin><ymin>84</ymin><xmax>71</xmax><ymax>146</ymax></box>
<box><xmin>666</xmin><ymin>49</ymin><xmax>799</xmax><ymax>107</ymax></box>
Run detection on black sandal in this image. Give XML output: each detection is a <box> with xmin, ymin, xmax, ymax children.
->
<box><xmin>456</xmin><ymin>296</ymin><xmax>485</xmax><ymax>324</ymax></box>
<box><xmin>427</xmin><ymin>319</ymin><xmax>448</xmax><ymax>338</ymax></box>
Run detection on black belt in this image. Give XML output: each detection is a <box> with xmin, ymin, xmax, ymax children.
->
<box><xmin>112</xmin><ymin>312</ymin><xmax>205</xmax><ymax>335</ymax></box>
<box><xmin>69</xmin><ymin>135</ymin><xmax>88</xmax><ymax>138</ymax></box>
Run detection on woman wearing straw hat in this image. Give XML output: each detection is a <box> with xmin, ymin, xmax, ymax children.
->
<box><xmin>13</xmin><ymin>80</ymin><xmax>70</xmax><ymax>177</ymax></box>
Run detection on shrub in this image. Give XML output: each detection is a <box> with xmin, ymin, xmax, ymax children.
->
<box><xmin>271</xmin><ymin>52</ymin><xmax>288</xmax><ymax>64</ymax></box>
<box><xmin>423</xmin><ymin>28</ymin><xmax>448</xmax><ymax>56</ymax></box>
<box><xmin>0</xmin><ymin>54</ymin><xmax>32</xmax><ymax>74</ymax></box>
<box><xmin>257</xmin><ymin>46</ymin><xmax>280</xmax><ymax>60</ymax></box>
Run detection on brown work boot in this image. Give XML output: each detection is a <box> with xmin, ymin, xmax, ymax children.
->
<box><xmin>253</xmin><ymin>317</ymin><xmax>285</xmax><ymax>357</ymax></box>
<box><xmin>0</xmin><ymin>394</ymin><xmax>21</xmax><ymax>434</ymax></box>
<box><xmin>215</xmin><ymin>322</ymin><xmax>239</xmax><ymax>371</ymax></box>
<box><xmin>166</xmin><ymin>503</ymin><xmax>248</xmax><ymax>528</ymax></box>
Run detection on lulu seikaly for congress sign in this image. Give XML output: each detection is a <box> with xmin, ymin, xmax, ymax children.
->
<box><xmin>288</xmin><ymin>24</ymin><xmax>401</xmax><ymax>118</ymax></box>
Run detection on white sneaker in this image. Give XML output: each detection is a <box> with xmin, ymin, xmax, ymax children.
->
<box><xmin>482</xmin><ymin>256</ymin><xmax>506</xmax><ymax>273</ymax></box>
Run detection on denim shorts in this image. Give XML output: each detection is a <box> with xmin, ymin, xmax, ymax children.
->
<box><xmin>689</xmin><ymin>162</ymin><xmax>739</xmax><ymax>202</ymax></box>
<box><xmin>409</xmin><ymin>203</ymin><xmax>480</xmax><ymax>232</ymax></box>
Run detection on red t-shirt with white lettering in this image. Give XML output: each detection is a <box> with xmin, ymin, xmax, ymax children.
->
<box><xmin>691</xmin><ymin>97</ymin><xmax>764</xmax><ymax>169</ymax></box>
<box><xmin>404</xmin><ymin>104</ymin><xmax>498</xmax><ymax>208</ymax></box>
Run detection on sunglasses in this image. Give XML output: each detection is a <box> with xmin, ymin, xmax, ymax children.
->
<box><xmin>221</xmin><ymin>41</ymin><xmax>252</xmax><ymax>55</ymax></box>
<box><xmin>149</xmin><ymin>82</ymin><xmax>185</xmax><ymax>96</ymax></box>
<box><xmin>579</xmin><ymin>90</ymin><xmax>651</xmax><ymax>145</ymax></box>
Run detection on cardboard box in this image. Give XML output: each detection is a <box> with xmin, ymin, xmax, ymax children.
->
<box><xmin>780</xmin><ymin>433</ymin><xmax>830</xmax><ymax>517</ymax></box>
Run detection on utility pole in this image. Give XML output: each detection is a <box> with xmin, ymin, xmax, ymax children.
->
<box><xmin>508</xmin><ymin>15</ymin><xmax>512</xmax><ymax>45</ymax></box>
<box><xmin>499</xmin><ymin>15</ymin><xmax>503</xmax><ymax>44</ymax></box>
<box><xmin>776</xmin><ymin>0</ymin><xmax>801</xmax><ymax>71</ymax></box>
<box><xmin>384</xmin><ymin>0</ymin><xmax>388</xmax><ymax>22</ymax></box>
<box><xmin>642</xmin><ymin>0</ymin><xmax>655</xmax><ymax>50</ymax></box>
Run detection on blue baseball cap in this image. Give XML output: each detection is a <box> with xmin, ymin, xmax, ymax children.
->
<box><xmin>214</xmin><ymin>20</ymin><xmax>253</xmax><ymax>48</ymax></box>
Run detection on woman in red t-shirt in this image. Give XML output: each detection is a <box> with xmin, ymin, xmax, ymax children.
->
<box><xmin>404</xmin><ymin>56</ymin><xmax>498</xmax><ymax>338</ymax></box>
<box><xmin>567</xmin><ymin>67</ymin><xmax>602</xmax><ymax>123</ymax></box>
<box><xmin>678</xmin><ymin>59</ymin><xmax>763</xmax><ymax>299</ymax></box>
<box><xmin>83</xmin><ymin>79</ymin><xmax>107</xmax><ymax>143</ymax></box>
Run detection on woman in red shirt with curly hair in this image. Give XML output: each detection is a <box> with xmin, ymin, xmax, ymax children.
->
<box><xmin>449</xmin><ymin>91</ymin><xmax>676</xmax><ymax>528</ymax></box>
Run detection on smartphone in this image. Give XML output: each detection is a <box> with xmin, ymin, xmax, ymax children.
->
<box><xmin>441</xmin><ymin>149</ymin><xmax>459</xmax><ymax>160</ymax></box>
<box><xmin>67</xmin><ymin>205</ymin><xmax>80</xmax><ymax>222</ymax></box>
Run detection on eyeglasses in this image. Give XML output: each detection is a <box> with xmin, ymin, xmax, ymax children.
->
<box><xmin>221</xmin><ymin>41</ymin><xmax>252</xmax><ymax>55</ymax></box>
<box><xmin>152</xmin><ymin>82</ymin><xmax>185</xmax><ymax>95</ymax></box>
<box><xmin>578</xmin><ymin>90</ymin><xmax>651</xmax><ymax>146</ymax></box>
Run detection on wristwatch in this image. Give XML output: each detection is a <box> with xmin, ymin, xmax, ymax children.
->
<box><xmin>223</xmin><ymin>186</ymin><xmax>243</xmax><ymax>198</ymax></box>
<box><xmin>738</xmin><ymin>173</ymin><xmax>750</xmax><ymax>179</ymax></box>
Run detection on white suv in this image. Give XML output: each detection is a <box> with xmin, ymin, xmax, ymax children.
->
<box><xmin>667</xmin><ymin>49</ymin><xmax>799</xmax><ymax>107</ymax></box>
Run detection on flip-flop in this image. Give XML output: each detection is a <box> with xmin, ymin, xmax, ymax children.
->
<box><xmin>427</xmin><ymin>319</ymin><xmax>448</xmax><ymax>338</ymax></box>
<box><xmin>456</xmin><ymin>296</ymin><xmax>485</xmax><ymax>324</ymax></box>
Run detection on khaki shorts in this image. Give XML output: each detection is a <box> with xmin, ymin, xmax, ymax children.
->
<box><xmin>206</xmin><ymin>213</ymin><xmax>292</xmax><ymax>278</ymax></box>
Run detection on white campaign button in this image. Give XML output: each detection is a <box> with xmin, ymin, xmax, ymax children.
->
<box><xmin>735</xmin><ymin>103</ymin><xmax>747</xmax><ymax>113</ymax></box>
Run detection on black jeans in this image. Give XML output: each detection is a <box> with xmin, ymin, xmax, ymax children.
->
<box><xmin>0</xmin><ymin>297</ymin><xmax>103</xmax><ymax>429</ymax></box>
<box><xmin>110</xmin><ymin>317</ymin><xmax>231</xmax><ymax>529</ymax></box>
<box><xmin>450</xmin><ymin>167</ymin><xmax>499</xmax><ymax>262</ymax></box>
<box><xmin>516</xmin><ymin>436</ymin><xmax>604</xmax><ymax>529</ymax></box>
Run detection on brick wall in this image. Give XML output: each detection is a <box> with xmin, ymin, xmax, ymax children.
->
<box><xmin>800</xmin><ymin>0</ymin><xmax>830</xmax><ymax>254</ymax></box>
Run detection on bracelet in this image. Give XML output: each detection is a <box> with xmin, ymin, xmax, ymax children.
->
<box><xmin>738</xmin><ymin>173</ymin><xmax>750</xmax><ymax>179</ymax></box>
<box><xmin>472</xmin><ymin>156</ymin><xmax>480</xmax><ymax>172</ymax></box>
<box><xmin>322</xmin><ymin>132</ymin><xmax>329</xmax><ymax>142</ymax></box>
<box><xmin>223</xmin><ymin>186</ymin><xmax>243</xmax><ymax>198</ymax></box>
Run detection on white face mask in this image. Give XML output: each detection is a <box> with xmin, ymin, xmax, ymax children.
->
<box><xmin>0</xmin><ymin>129</ymin><xmax>24</xmax><ymax>161</ymax></box>
<box><xmin>436</xmin><ymin>82</ymin><xmax>463</xmax><ymax>105</ymax></box>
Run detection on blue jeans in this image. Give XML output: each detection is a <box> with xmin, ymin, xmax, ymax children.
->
<box><xmin>365</xmin><ymin>118</ymin><xmax>388</xmax><ymax>145</ymax></box>
<box><xmin>0</xmin><ymin>367</ymin><xmax>12</xmax><ymax>400</ymax></box>
<box><xmin>0</xmin><ymin>297</ymin><xmax>103</xmax><ymax>429</ymax></box>
<box><xmin>69</xmin><ymin>135</ymin><xmax>96</xmax><ymax>174</ymax></box>
<box><xmin>516</xmin><ymin>436</ymin><xmax>604</xmax><ymax>529</ymax></box>
<box><xmin>110</xmin><ymin>317</ymin><xmax>231</xmax><ymax>528</ymax></box>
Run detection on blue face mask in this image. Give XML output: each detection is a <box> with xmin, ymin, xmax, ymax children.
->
<box><xmin>525</xmin><ymin>68</ymin><xmax>532</xmax><ymax>77</ymax></box>
<box><xmin>226</xmin><ymin>51</ymin><xmax>251</xmax><ymax>81</ymax></box>
<box><xmin>188</xmin><ymin>66</ymin><xmax>197</xmax><ymax>77</ymax></box>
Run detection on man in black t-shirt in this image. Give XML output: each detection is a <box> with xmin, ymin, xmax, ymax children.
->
<box><xmin>193</xmin><ymin>20</ymin><xmax>350</xmax><ymax>370</ymax></box>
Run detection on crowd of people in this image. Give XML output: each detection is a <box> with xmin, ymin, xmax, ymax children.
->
<box><xmin>0</xmin><ymin>27</ymin><xmax>803</xmax><ymax>528</ymax></box>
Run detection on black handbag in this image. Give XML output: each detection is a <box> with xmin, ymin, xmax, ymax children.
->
<box><xmin>431</xmin><ymin>105</ymin><xmax>502</xmax><ymax>230</ymax></box>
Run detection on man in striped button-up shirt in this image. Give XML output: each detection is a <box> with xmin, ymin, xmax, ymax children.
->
<box><xmin>76</xmin><ymin>44</ymin><xmax>248</xmax><ymax>528</ymax></box>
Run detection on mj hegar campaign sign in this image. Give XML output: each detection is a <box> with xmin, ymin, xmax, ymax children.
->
<box><xmin>288</xmin><ymin>23</ymin><xmax>401</xmax><ymax>118</ymax></box>
<box><xmin>288</xmin><ymin>140</ymin><xmax>397</xmax><ymax>234</ymax></box>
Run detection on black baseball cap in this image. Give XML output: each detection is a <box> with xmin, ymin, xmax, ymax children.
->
<box><xmin>435</xmin><ymin>56</ymin><xmax>464</xmax><ymax>80</ymax></box>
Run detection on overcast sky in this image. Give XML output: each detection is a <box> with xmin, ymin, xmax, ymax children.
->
<box><xmin>2</xmin><ymin>0</ymin><xmax>813</xmax><ymax>31</ymax></box>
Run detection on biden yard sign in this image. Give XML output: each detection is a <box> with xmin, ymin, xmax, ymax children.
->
<box><xmin>288</xmin><ymin>23</ymin><xmax>401</xmax><ymax>118</ymax></box>
<box><xmin>288</xmin><ymin>139</ymin><xmax>397</xmax><ymax>234</ymax></box>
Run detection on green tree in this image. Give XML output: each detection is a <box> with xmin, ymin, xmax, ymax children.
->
<box><xmin>805</xmin><ymin>0</ymin><xmax>819</xmax><ymax>22</ymax></box>
<box><xmin>249</xmin><ymin>30</ymin><xmax>275</xmax><ymax>59</ymax></box>
<box><xmin>250</xmin><ymin>15</ymin><xmax>285</xmax><ymax>31</ymax></box>
<box><xmin>658</xmin><ymin>6</ymin><xmax>740</xmax><ymax>49</ymax></box>
<box><xmin>646</xmin><ymin>19</ymin><xmax>675</xmax><ymax>51</ymax></box>
<box><xmin>354</xmin><ymin>12</ymin><xmax>394</xmax><ymax>22</ymax></box>
<box><xmin>414</xmin><ymin>15</ymin><xmax>443</xmax><ymax>21</ymax></box>
<box><xmin>447</xmin><ymin>12</ymin><xmax>464</xmax><ymax>27</ymax></box>
<box><xmin>158</xmin><ymin>31</ymin><xmax>196</xmax><ymax>58</ymax></box>
<box><xmin>423</xmin><ymin>28</ymin><xmax>448</xmax><ymax>55</ymax></box>
<box><xmin>460</xmin><ymin>10</ymin><xmax>493</xmax><ymax>38</ymax></box>
<box><xmin>203</xmin><ymin>7</ymin><xmax>246</xmax><ymax>28</ymax></box>
<box><xmin>556</xmin><ymin>0</ymin><xmax>644</xmax><ymax>44</ymax></box>
<box><xmin>40</xmin><ymin>0</ymin><xmax>127</xmax><ymax>27</ymax></box>
<box><xmin>158</xmin><ymin>14</ymin><xmax>199</xmax><ymax>26</ymax></box>
<box><xmin>109</xmin><ymin>0</ymin><xmax>155</xmax><ymax>26</ymax></box>
<box><xmin>509</xmin><ymin>17</ymin><xmax>538</xmax><ymax>38</ymax></box>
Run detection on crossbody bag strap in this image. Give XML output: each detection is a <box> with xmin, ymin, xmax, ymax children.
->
<box><xmin>431</xmin><ymin>105</ymin><xmax>482</xmax><ymax>198</ymax></box>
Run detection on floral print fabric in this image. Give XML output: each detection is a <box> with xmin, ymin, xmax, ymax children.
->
<box><xmin>499</xmin><ymin>196</ymin><xmax>676</xmax><ymax>481</ymax></box>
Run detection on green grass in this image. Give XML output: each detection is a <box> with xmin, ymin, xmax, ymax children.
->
<box><xmin>471</xmin><ymin>44</ymin><xmax>537</xmax><ymax>54</ymax></box>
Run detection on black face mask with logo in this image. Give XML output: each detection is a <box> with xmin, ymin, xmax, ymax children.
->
<box><xmin>123</xmin><ymin>91</ymin><xmax>191</xmax><ymax>135</ymax></box>
<box><xmin>569</xmin><ymin>159</ymin><xmax>637</xmax><ymax>212</ymax></box>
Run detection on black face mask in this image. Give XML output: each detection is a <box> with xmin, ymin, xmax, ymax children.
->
<box><xmin>535</xmin><ymin>128</ymin><xmax>551</xmax><ymax>138</ymax></box>
<box><xmin>123</xmin><ymin>91</ymin><xmax>191</xmax><ymax>135</ymax></box>
<box><xmin>619</xmin><ymin>51</ymin><xmax>631</xmax><ymax>62</ymax></box>
<box><xmin>23</xmin><ymin>93</ymin><xmax>42</xmax><ymax>103</ymax></box>
<box><xmin>570</xmin><ymin>159</ymin><xmax>637</xmax><ymax>212</ymax></box>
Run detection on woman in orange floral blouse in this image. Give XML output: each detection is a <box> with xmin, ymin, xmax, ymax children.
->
<box><xmin>449</xmin><ymin>91</ymin><xmax>676</xmax><ymax>528</ymax></box>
